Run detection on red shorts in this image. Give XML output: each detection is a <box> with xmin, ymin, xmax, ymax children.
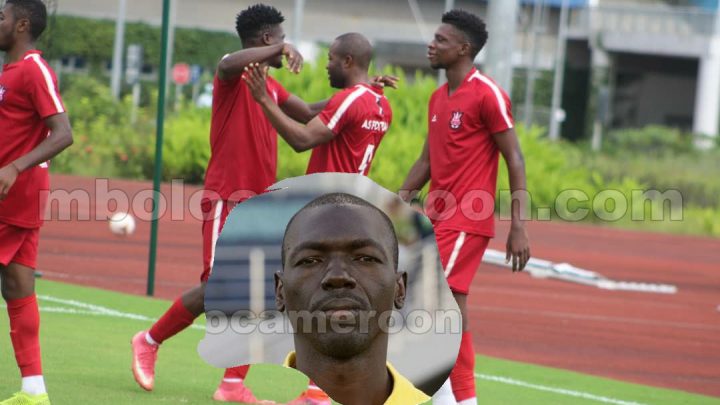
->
<box><xmin>435</xmin><ymin>228</ymin><xmax>490</xmax><ymax>295</ymax></box>
<box><xmin>200</xmin><ymin>199</ymin><xmax>237</xmax><ymax>283</ymax></box>
<box><xmin>0</xmin><ymin>222</ymin><xmax>40</xmax><ymax>269</ymax></box>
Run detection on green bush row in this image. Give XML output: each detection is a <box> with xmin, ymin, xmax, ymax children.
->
<box><xmin>52</xmin><ymin>67</ymin><xmax>720</xmax><ymax>237</ymax></box>
<box><xmin>40</xmin><ymin>15</ymin><xmax>239</xmax><ymax>70</ymax></box>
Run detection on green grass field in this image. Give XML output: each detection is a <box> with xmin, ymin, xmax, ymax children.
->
<box><xmin>1</xmin><ymin>280</ymin><xmax>718</xmax><ymax>405</ymax></box>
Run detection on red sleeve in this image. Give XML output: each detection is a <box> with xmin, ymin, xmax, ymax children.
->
<box><xmin>318</xmin><ymin>88</ymin><xmax>362</xmax><ymax>136</ymax></box>
<box><xmin>270</xmin><ymin>78</ymin><xmax>290</xmax><ymax>105</ymax></box>
<box><xmin>25</xmin><ymin>55</ymin><xmax>65</xmax><ymax>118</ymax></box>
<box><xmin>479</xmin><ymin>85</ymin><xmax>514</xmax><ymax>135</ymax></box>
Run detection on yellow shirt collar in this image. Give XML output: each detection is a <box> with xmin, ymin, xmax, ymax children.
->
<box><xmin>283</xmin><ymin>351</ymin><xmax>430</xmax><ymax>405</ymax></box>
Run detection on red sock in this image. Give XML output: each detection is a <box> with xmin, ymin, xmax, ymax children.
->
<box><xmin>223</xmin><ymin>365</ymin><xmax>250</xmax><ymax>380</ymax></box>
<box><xmin>7</xmin><ymin>294</ymin><xmax>42</xmax><ymax>377</ymax></box>
<box><xmin>450</xmin><ymin>331</ymin><xmax>476</xmax><ymax>402</ymax></box>
<box><xmin>148</xmin><ymin>298</ymin><xmax>198</xmax><ymax>344</ymax></box>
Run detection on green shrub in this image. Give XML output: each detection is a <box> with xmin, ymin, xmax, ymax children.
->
<box><xmin>41</xmin><ymin>15</ymin><xmax>238</xmax><ymax>70</ymax></box>
<box><xmin>50</xmin><ymin>66</ymin><xmax>720</xmax><ymax>237</ymax></box>
<box><xmin>53</xmin><ymin>76</ymin><xmax>154</xmax><ymax>178</ymax></box>
<box><xmin>602</xmin><ymin>125</ymin><xmax>694</xmax><ymax>156</ymax></box>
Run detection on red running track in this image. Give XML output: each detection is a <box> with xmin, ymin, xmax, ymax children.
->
<box><xmin>37</xmin><ymin>175</ymin><xmax>720</xmax><ymax>397</ymax></box>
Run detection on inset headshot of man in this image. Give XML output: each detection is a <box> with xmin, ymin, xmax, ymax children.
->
<box><xmin>276</xmin><ymin>192</ymin><xmax>430</xmax><ymax>405</ymax></box>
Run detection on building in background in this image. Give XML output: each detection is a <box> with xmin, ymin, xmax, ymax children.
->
<box><xmin>44</xmin><ymin>0</ymin><xmax>720</xmax><ymax>141</ymax></box>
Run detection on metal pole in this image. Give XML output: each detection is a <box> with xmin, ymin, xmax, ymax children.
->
<box><xmin>484</xmin><ymin>0</ymin><xmax>519</xmax><ymax>93</ymax></box>
<box><xmin>147</xmin><ymin>0</ymin><xmax>172</xmax><ymax>296</ymax></box>
<box><xmin>549</xmin><ymin>0</ymin><xmax>569</xmax><ymax>141</ymax></box>
<box><xmin>165</xmin><ymin>0</ymin><xmax>177</xmax><ymax>99</ymax></box>
<box><xmin>692</xmin><ymin>3</ymin><xmax>720</xmax><ymax>149</ymax></box>
<box><xmin>110</xmin><ymin>0</ymin><xmax>127</xmax><ymax>99</ymax></box>
<box><xmin>293</xmin><ymin>0</ymin><xmax>305</xmax><ymax>43</ymax></box>
<box><xmin>523</xmin><ymin>0</ymin><xmax>544</xmax><ymax>128</ymax></box>
<box><xmin>437</xmin><ymin>0</ymin><xmax>455</xmax><ymax>86</ymax></box>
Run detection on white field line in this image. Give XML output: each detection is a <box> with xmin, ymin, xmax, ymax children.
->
<box><xmin>1</xmin><ymin>295</ymin><xmax>203</xmax><ymax>330</ymax></box>
<box><xmin>0</xmin><ymin>295</ymin><xmax>653</xmax><ymax>404</ymax></box>
<box><xmin>475</xmin><ymin>373</ymin><xmax>648</xmax><ymax>405</ymax></box>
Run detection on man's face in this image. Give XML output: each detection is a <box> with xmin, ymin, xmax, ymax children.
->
<box><xmin>0</xmin><ymin>4</ymin><xmax>17</xmax><ymax>52</ymax></box>
<box><xmin>326</xmin><ymin>41</ymin><xmax>346</xmax><ymax>89</ymax></box>
<box><xmin>277</xmin><ymin>204</ymin><xmax>405</xmax><ymax>359</ymax></box>
<box><xmin>427</xmin><ymin>23</ymin><xmax>468</xmax><ymax>70</ymax></box>
<box><xmin>264</xmin><ymin>24</ymin><xmax>286</xmax><ymax>69</ymax></box>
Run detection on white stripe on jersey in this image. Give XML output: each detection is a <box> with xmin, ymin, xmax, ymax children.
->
<box><xmin>469</xmin><ymin>71</ymin><xmax>513</xmax><ymax>130</ymax></box>
<box><xmin>444</xmin><ymin>232</ymin><xmax>467</xmax><ymax>278</ymax></box>
<box><xmin>208</xmin><ymin>200</ymin><xmax>224</xmax><ymax>273</ymax></box>
<box><xmin>327</xmin><ymin>85</ymin><xmax>368</xmax><ymax>131</ymax></box>
<box><xmin>25</xmin><ymin>53</ymin><xmax>65</xmax><ymax>114</ymax></box>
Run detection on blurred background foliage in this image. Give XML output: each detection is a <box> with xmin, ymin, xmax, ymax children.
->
<box><xmin>50</xmin><ymin>46</ymin><xmax>719</xmax><ymax>237</ymax></box>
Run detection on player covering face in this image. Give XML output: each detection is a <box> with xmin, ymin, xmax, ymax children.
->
<box><xmin>130</xmin><ymin>4</ymin><xmax>332</xmax><ymax>404</ymax></box>
<box><xmin>131</xmin><ymin>6</ymin><xmax>398</xmax><ymax>405</ymax></box>
<box><xmin>275</xmin><ymin>193</ymin><xmax>430</xmax><ymax>405</ymax></box>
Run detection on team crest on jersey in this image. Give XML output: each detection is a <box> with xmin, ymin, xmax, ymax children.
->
<box><xmin>449</xmin><ymin>111</ymin><xmax>464</xmax><ymax>130</ymax></box>
<box><xmin>0</xmin><ymin>85</ymin><xmax>5</xmax><ymax>103</ymax></box>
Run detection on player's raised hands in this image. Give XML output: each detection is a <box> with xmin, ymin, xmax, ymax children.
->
<box><xmin>371</xmin><ymin>75</ymin><xmax>400</xmax><ymax>89</ymax></box>
<box><xmin>506</xmin><ymin>224</ymin><xmax>530</xmax><ymax>272</ymax></box>
<box><xmin>281</xmin><ymin>43</ymin><xmax>304</xmax><ymax>74</ymax></box>
<box><xmin>0</xmin><ymin>163</ymin><xmax>20</xmax><ymax>201</ymax></box>
<box><xmin>242</xmin><ymin>63</ymin><xmax>270</xmax><ymax>102</ymax></box>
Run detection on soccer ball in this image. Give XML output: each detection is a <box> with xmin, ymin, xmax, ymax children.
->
<box><xmin>109</xmin><ymin>212</ymin><xmax>136</xmax><ymax>236</ymax></box>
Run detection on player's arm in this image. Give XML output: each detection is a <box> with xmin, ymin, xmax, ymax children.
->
<box><xmin>279</xmin><ymin>75</ymin><xmax>398</xmax><ymax>124</ymax></box>
<box><xmin>399</xmin><ymin>136</ymin><xmax>431</xmax><ymax>203</ymax></box>
<box><xmin>217</xmin><ymin>42</ymin><xmax>303</xmax><ymax>81</ymax></box>
<box><xmin>492</xmin><ymin>128</ymin><xmax>530</xmax><ymax>272</ymax></box>
<box><xmin>244</xmin><ymin>64</ymin><xmax>332</xmax><ymax>151</ymax></box>
<box><xmin>280</xmin><ymin>95</ymin><xmax>329</xmax><ymax>124</ymax></box>
<box><xmin>0</xmin><ymin>113</ymin><xmax>73</xmax><ymax>200</ymax></box>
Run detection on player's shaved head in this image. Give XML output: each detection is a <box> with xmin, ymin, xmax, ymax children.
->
<box><xmin>326</xmin><ymin>33</ymin><xmax>374</xmax><ymax>88</ymax></box>
<box><xmin>333</xmin><ymin>32</ymin><xmax>373</xmax><ymax>71</ymax></box>
<box><xmin>275</xmin><ymin>191</ymin><xmax>410</xmax><ymax>405</ymax></box>
<box><xmin>281</xmin><ymin>192</ymin><xmax>398</xmax><ymax>270</ymax></box>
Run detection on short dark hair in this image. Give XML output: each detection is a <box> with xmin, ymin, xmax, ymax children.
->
<box><xmin>235</xmin><ymin>3</ymin><xmax>285</xmax><ymax>44</ymax></box>
<box><xmin>7</xmin><ymin>0</ymin><xmax>47</xmax><ymax>40</ymax></box>
<box><xmin>282</xmin><ymin>193</ymin><xmax>399</xmax><ymax>270</ymax></box>
<box><xmin>442</xmin><ymin>9</ymin><xmax>488</xmax><ymax>58</ymax></box>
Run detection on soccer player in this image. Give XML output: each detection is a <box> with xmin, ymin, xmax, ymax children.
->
<box><xmin>276</xmin><ymin>193</ymin><xmax>431</xmax><ymax>405</ymax></box>
<box><xmin>243</xmin><ymin>32</ymin><xmax>393</xmax><ymax>176</ymax></box>
<box><xmin>0</xmin><ymin>1</ymin><xmax>74</xmax><ymax>404</ymax></box>
<box><xmin>400</xmin><ymin>10</ymin><xmax>531</xmax><ymax>404</ymax></box>
<box><xmin>130</xmin><ymin>4</ymin><xmax>331</xmax><ymax>404</ymax></box>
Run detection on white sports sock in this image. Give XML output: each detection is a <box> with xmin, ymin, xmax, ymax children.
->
<box><xmin>145</xmin><ymin>332</ymin><xmax>159</xmax><ymax>346</ymax></box>
<box><xmin>457</xmin><ymin>398</ymin><xmax>477</xmax><ymax>405</ymax></box>
<box><xmin>223</xmin><ymin>378</ymin><xmax>243</xmax><ymax>384</ymax></box>
<box><xmin>432</xmin><ymin>377</ymin><xmax>455</xmax><ymax>404</ymax></box>
<box><xmin>22</xmin><ymin>375</ymin><xmax>46</xmax><ymax>395</ymax></box>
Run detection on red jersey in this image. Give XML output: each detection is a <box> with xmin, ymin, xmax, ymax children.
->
<box><xmin>203</xmin><ymin>73</ymin><xmax>289</xmax><ymax>202</ymax></box>
<box><xmin>307</xmin><ymin>83</ymin><xmax>392</xmax><ymax>175</ymax></box>
<box><xmin>427</xmin><ymin>68</ymin><xmax>514</xmax><ymax>237</ymax></box>
<box><xmin>0</xmin><ymin>50</ymin><xmax>65</xmax><ymax>229</ymax></box>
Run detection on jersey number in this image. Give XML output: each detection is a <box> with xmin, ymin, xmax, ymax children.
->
<box><xmin>358</xmin><ymin>144</ymin><xmax>375</xmax><ymax>176</ymax></box>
